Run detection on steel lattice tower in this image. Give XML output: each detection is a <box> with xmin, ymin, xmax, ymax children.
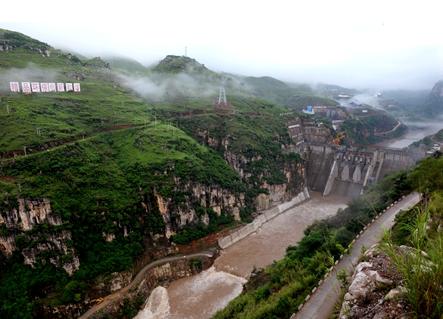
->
<box><xmin>217</xmin><ymin>86</ymin><xmax>227</xmax><ymax>106</ymax></box>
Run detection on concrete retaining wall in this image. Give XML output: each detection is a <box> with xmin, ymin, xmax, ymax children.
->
<box><xmin>218</xmin><ymin>188</ymin><xmax>310</xmax><ymax>249</ymax></box>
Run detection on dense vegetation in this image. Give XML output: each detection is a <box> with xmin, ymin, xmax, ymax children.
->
<box><xmin>385</xmin><ymin>154</ymin><xmax>443</xmax><ymax>318</ymax></box>
<box><xmin>0</xmin><ymin>28</ymin><xmax>50</xmax><ymax>51</ymax></box>
<box><xmin>0</xmin><ymin>124</ymin><xmax>249</xmax><ymax>318</ymax></box>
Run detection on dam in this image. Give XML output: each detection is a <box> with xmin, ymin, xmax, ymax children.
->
<box><xmin>300</xmin><ymin>143</ymin><xmax>419</xmax><ymax>198</ymax></box>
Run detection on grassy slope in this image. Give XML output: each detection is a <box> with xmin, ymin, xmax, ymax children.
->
<box><xmin>0</xmin><ymin>124</ymin><xmax>245</xmax><ymax>317</ymax></box>
<box><xmin>174</xmin><ymin>96</ymin><xmax>301</xmax><ymax>183</ymax></box>
<box><xmin>0</xmin><ymin>48</ymin><xmax>150</xmax><ymax>152</ymax></box>
<box><xmin>0</xmin><ymin>30</ymin><xmax>247</xmax><ymax>318</ymax></box>
<box><xmin>242</xmin><ymin>76</ymin><xmax>338</xmax><ymax>109</ymax></box>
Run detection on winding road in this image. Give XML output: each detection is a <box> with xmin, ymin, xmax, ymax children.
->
<box><xmin>78</xmin><ymin>250</ymin><xmax>215</xmax><ymax>319</ymax></box>
<box><xmin>291</xmin><ymin>192</ymin><xmax>421</xmax><ymax>319</ymax></box>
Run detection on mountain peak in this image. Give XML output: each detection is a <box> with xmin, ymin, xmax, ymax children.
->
<box><xmin>0</xmin><ymin>28</ymin><xmax>50</xmax><ymax>53</ymax></box>
<box><xmin>153</xmin><ymin>55</ymin><xmax>209</xmax><ymax>74</ymax></box>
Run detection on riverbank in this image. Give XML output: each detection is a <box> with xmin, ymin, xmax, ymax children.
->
<box><xmin>140</xmin><ymin>192</ymin><xmax>349</xmax><ymax>319</ymax></box>
<box><xmin>78</xmin><ymin>251</ymin><xmax>216</xmax><ymax>319</ymax></box>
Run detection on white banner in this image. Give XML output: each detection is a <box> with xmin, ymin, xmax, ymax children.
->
<box><xmin>65</xmin><ymin>83</ymin><xmax>73</xmax><ymax>92</ymax></box>
<box><xmin>31</xmin><ymin>82</ymin><xmax>40</xmax><ymax>93</ymax></box>
<box><xmin>9</xmin><ymin>82</ymin><xmax>20</xmax><ymax>92</ymax></box>
<box><xmin>40</xmin><ymin>82</ymin><xmax>49</xmax><ymax>92</ymax></box>
<box><xmin>73</xmin><ymin>83</ymin><xmax>81</xmax><ymax>92</ymax></box>
<box><xmin>57</xmin><ymin>83</ymin><xmax>65</xmax><ymax>92</ymax></box>
<box><xmin>12</xmin><ymin>82</ymin><xmax>81</xmax><ymax>94</ymax></box>
<box><xmin>22</xmin><ymin>82</ymin><xmax>31</xmax><ymax>94</ymax></box>
<box><xmin>48</xmin><ymin>83</ymin><xmax>57</xmax><ymax>92</ymax></box>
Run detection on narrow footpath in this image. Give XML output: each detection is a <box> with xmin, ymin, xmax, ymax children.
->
<box><xmin>291</xmin><ymin>192</ymin><xmax>421</xmax><ymax>319</ymax></box>
<box><xmin>78</xmin><ymin>250</ymin><xmax>215</xmax><ymax>319</ymax></box>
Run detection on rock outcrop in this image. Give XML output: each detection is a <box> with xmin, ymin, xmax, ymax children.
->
<box><xmin>0</xmin><ymin>198</ymin><xmax>79</xmax><ymax>275</ymax></box>
<box><xmin>152</xmin><ymin>182</ymin><xmax>245</xmax><ymax>239</ymax></box>
<box><xmin>339</xmin><ymin>245</ymin><xmax>411</xmax><ymax>319</ymax></box>
<box><xmin>196</xmin><ymin>130</ymin><xmax>305</xmax><ymax>210</ymax></box>
<box><xmin>0</xmin><ymin>198</ymin><xmax>61</xmax><ymax>231</ymax></box>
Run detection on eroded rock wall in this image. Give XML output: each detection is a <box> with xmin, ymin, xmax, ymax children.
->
<box><xmin>0</xmin><ymin>198</ymin><xmax>79</xmax><ymax>275</ymax></box>
<box><xmin>152</xmin><ymin>181</ymin><xmax>245</xmax><ymax>239</ymax></box>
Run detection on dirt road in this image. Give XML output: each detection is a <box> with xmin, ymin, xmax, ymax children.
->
<box><xmin>78</xmin><ymin>251</ymin><xmax>214</xmax><ymax>319</ymax></box>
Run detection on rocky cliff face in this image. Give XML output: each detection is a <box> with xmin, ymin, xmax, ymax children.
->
<box><xmin>0</xmin><ymin>198</ymin><xmax>79</xmax><ymax>275</ymax></box>
<box><xmin>196</xmin><ymin>129</ymin><xmax>305</xmax><ymax>210</ymax></box>
<box><xmin>0</xmin><ymin>198</ymin><xmax>61</xmax><ymax>231</ymax></box>
<box><xmin>152</xmin><ymin>180</ymin><xmax>245</xmax><ymax>239</ymax></box>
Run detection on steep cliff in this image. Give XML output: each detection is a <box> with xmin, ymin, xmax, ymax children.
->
<box><xmin>175</xmin><ymin>97</ymin><xmax>306</xmax><ymax>211</ymax></box>
<box><xmin>0</xmin><ymin>198</ymin><xmax>79</xmax><ymax>275</ymax></box>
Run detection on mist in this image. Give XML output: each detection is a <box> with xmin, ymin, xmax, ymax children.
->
<box><xmin>0</xmin><ymin>64</ymin><xmax>60</xmax><ymax>93</ymax></box>
<box><xmin>1</xmin><ymin>0</ymin><xmax>443</xmax><ymax>90</ymax></box>
<box><xmin>118</xmin><ymin>73</ymin><xmax>222</xmax><ymax>101</ymax></box>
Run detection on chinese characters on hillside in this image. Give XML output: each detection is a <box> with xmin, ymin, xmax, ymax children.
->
<box><xmin>9</xmin><ymin>82</ymin><xmax>81</xmax><ymax>93</ymax></box>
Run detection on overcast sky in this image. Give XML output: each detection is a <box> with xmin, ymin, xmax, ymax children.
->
<box><xmin>1</xmin><ymin>0</ymin><xmax>442</xmax><ymax>89</ymax></box>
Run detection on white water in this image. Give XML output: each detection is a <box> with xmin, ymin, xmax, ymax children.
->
<box><xmin>134</xmin><ymin>286</ymin><xmax>170</xmax><ymax>319</ymax></box>
<box><xmin>167</xmin><ymin>267</ymin><xmax>246</xmax><ymax>319</ymax></box>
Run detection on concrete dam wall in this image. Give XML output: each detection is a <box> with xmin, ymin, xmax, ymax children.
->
<box><xmin>302</xmin><ymin>144</ymin><xmax>417</xmax><ymax>198</ymax></box>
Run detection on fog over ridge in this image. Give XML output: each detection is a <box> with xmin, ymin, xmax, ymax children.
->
<box><xmin>1</xmin><ymin>0</ymin><xmax>443</xmax><ymax>90</ymax></box>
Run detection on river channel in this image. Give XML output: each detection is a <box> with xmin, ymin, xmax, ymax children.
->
<box><xmin>135</xmin><ymin>192</ymin><xmax>348</xmax><ymax>319</ymax></box>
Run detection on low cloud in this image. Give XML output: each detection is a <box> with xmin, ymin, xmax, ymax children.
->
<box><xmin>0</xmin><ymin>64</ymin><xmax>60</xmax><ymax>92</ymax></box>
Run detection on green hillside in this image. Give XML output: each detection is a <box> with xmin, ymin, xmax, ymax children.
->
<box><xmin>0</xmin><ymin>32</ymin><xmax>152</xmax><ymax>153</ymax></box>
<box><xmin>0</xmin><ymin>124</ymin><xmax>247</xmax><ymax>317</ymax></box>
<box><xmin>0</xmin><ymin>29</ymin><xmax>249</xmax><ymax>318</ymax></box>
<box><xmin>0</xmin><ymin>29</ymin><xmax>307</xmax><ymax>318</ymax></box>
<box><xmin>105</xmin><ymin>56</ymin><xmax>149</xmax><ymax>75</ymax></box>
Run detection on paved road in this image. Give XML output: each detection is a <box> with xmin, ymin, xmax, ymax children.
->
<box><xmin>291</xmin><ymin>192</ymin><xmax>421</xmax><ymax>319</ymax></box>
<box><xmin>79</xmin><ymin>251</ymin><xmax>214</xmax><ymax>319</ymax></box>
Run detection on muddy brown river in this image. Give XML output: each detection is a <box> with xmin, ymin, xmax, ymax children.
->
<box><xmin>135</xmin><ymin>192</ymin><xmax>348</xmax><ymax>319</ymax></box>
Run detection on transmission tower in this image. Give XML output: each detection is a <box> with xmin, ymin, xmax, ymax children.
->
<box><xmin>217</xmin><ymin>86</ymin><xmax>227</xmax><ymax>107</ymax></box>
